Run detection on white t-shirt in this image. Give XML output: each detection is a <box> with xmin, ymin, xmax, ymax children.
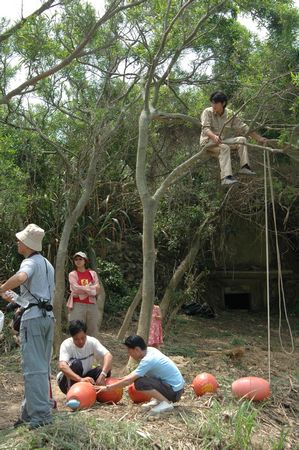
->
<box><xmin>59</xmin><ymin>336</ymin><xmax>109</xmax><ymax>375</ymax></box>
<box><xmin>134</xmin><ymin>347</ymin><xmax>185</xmax><ymax>392</ymax></box>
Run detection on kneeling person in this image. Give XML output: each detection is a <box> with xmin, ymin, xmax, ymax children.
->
<box><xmin>57</xmin><ymin>320</ymin><xmax>112</xmax><ymax>394</ymax></box>
<box><xmin>96</xmin><ymin>335</ymin><xmax>185</xmax><ymax>414</ymax></box>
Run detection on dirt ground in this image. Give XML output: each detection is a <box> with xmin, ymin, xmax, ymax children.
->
<box><xmin>0</xmin><ymin>310</ymin><xmax>298</xmax><ymax>448</ymax></box>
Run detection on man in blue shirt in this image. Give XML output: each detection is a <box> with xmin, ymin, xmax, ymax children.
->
<box><xmin>96</xmin><ymin>335</ymin><xmax>185</xmax><ymax>414</ymax></box>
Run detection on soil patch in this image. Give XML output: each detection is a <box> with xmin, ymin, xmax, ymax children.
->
<box><xmin>0</xmin><ymin>311</ymin><xmax>298</xmax><ymax>448</ymax></box>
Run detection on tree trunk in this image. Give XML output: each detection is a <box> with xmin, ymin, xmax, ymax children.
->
<box><xmin>88</xmin><ymin>244</ymin><xmax>106</xmax><ymax>330</ymax></box>
<box><xmin>136</xmin><ymin>199</ymin><xmax>157</xmax><ymax>340</ymax></box>
<box><xmin>53</xmin><ymin>144</ymin><xmax>101</xmax><ymax>354</ymax></box>
<box><xmin>117</xmin><ymin>280</ymin><xmax>142</xmax><ymax>341</ymax></box>
<box><xmin>135</xmin><ymin>107</ymin><xmax>158</xmax><ymax>341</ymax></box>
<box><xmin>53</xmin><ymin>215</ymin><xmax>78</xmax><ymax>354</ymax></box>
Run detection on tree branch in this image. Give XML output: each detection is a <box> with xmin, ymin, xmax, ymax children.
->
<box><xmin>0</xmin><ymin>0</ymin><xmax>57</xmax><ymax>44</ymax></box>
<box><xmin>0</xmin><ymin>0</ymin><xmax>147</xmax><ymax>105</ymax></box>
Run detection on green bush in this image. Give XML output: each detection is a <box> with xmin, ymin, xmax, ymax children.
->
<box><xmin>97</xmin><ymin>259</ymin><xmax>136</xmax><ymax>316</ymax></box>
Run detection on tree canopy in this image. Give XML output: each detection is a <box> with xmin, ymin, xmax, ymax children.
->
<box><xmin>0</xmin><ymin>0</ymin><xmax>298</xmax><ymax>342</ymax></box>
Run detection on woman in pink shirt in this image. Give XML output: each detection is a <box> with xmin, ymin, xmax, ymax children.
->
<box><xmin>67</xmin><ymin>252</ymin><xmax>101</xmax><ymax>337</ymax></box>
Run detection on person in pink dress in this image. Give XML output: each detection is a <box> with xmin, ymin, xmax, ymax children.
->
<box><xmin>148</xmin><ymin>304</ymin><xmax>163</xmax><ymax>349</ymax></box>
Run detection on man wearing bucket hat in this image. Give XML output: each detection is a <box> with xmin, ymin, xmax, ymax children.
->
<box><xmin>66</xmin><ymin>251</ymin><xmax>102</xmax><ymax>337</ymax></box>
<box><xmin>0</xmin><ymin>224</ymin><xmax>55</xmax><ymax>429</ymax></box>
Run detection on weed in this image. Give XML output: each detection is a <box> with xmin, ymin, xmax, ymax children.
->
<box><xmin>179</xmin><ymin>399</ymin><xmax>258</xmax><ymax>449</ymax></box>
<box><xmin>230</xmin><ymin>336</ymin><xmax>246</xmax><ymax>346</ymax></box>
<box><xmin>0</xmin><ymin>414</ymin><xmax>162</xmax><ymax>450</ymax></box>
<box><xmin>163</xmin><ymin>342</ymin><xmax>198</xmax><ymax>358</ymax></box>
<box><xmin>271</xmin><ymin>428</ymin><xmax>290</xmax><ymax>450</ymax></box>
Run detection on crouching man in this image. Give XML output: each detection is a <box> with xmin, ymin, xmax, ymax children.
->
<box><xmin>57</xmin><ymin>320</ymin><xmax>112</xmax><ymax>394</ymax></box>
<box><xmin>96</xmin><ymin>335</ymin><xmax>185</xmax><ymax>415</ymax></box>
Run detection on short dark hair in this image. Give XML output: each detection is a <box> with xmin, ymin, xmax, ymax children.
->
<box><xmin>69</xmin><ymin>320</ymin><xmax>87</xmax><ymax>336</ymax></box>
<box><xmin>209</xmin><ymin>91</ymin><xmax>228</xmax><ymax>107</ymax></box>
<box><xmin>123</xmin><ymin>335</ymin><xmax>147</xmax><ymax>350</ymax></box>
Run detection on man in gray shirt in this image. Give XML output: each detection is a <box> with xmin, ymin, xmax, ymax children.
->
<box><xmin>200</xmin><ymin>91</ymin><xmax>268</xmax><ymax>185</ymax></box>
<box><xmin>0</xmin><ymin>224</ymin><xmax>55</xmax><ymax>429</ymax></box>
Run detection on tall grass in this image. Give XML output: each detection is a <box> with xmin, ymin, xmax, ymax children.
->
<box><xmin>179</xmin><ymin>399</ymin><xmax>258</xmax><ymax>449</ymax></box>
<box><xmin>0</xmin><ymin>414</ymin><xmax>162</xmax><ymax>450</ymax></box>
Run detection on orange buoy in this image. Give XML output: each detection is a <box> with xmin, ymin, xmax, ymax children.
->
<box><xmin>128</xmin><ymin>383</ymin><xmax>152</xmax><ymax>403</ymax></box>
<box><xmin>97</xmin><ymin>377</ymin><xmax>123</xmax><ymax>404</ymax></box>
<box><xmin>231</xmin><ymin>376</ymin><xmax>270</xmax><ymax>401</ymax></box>
<box><xmin>191</xmin><ymin>372</ymin><xmax>218</xmax><ymax>397</ymax></box>
<box><xmin>66</xmin><ymin>381</ymin><xmax>97</xmax><ymax>410</ymax></box>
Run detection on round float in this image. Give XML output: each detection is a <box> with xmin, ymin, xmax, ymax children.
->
<box><xmin>128</xmin><ymin>383</ymin><xmax>151</xmax><ymax>403</ymax></box>
<box><xmin>191</xmin><ymin>372</ymin><xmax>219</xmax><ymax>397</ymax></box>
<box><xmin>66</xmin><ymin>381</ymin><xmax>97</xmax><ymax>410</ymax></box>
<box><xmin>97</xmin><ymin>377</ymin><xmax>123</xmax><ymax>404</ymax></box>
<box><xmin>231</xmin><ymin>376</ymin><xmax>270</xmax><ymax>401</ymax></box>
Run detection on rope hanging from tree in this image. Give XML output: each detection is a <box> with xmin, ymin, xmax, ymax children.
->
<box><xmin>263</xmin><ymin>150</ymin><xmax>295</xmax><ymax>383</ymax></box>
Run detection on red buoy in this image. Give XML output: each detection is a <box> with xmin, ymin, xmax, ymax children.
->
<box><xmin>128</xmin><ymin>383</ymin><xmax>151</xmax><ymax>403</ymax></box>
<box><xmin>232</xmin><ymin>376</ymin><xmax>270</xmax><ymax>401</ymax></box>
<box><xmin>191</xmin><ymin>372</ymin><xmax>218</xmax><ymax>397</ymax></box>
<box><xmin>66</xmin><ymin>381</ymin><xmax>97</xmax><ymax>410</ymax></box>
<box><xmin>97</xmin><ymin>377</ymin><xmax>123</xmax><ymax>404</ymax></box>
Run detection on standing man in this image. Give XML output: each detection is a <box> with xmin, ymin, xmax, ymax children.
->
<box><xmin>57</xmin><ymin>320</ymin><xmax>113</xmax><ymax>394</ymax></box>
<box><xmin>96</xmin><ymin>335</ymin><xmax>185</xmax><ymax>415</ymax></box>
<box><xmin>0</xmin><ymin>224</ymin><xmax>55</xmax><ymax>429</ymax></box>
<box><xmin>200</xmin><ymin>91</ymin><xmax>268</xmax><ymax>185</ymax></box>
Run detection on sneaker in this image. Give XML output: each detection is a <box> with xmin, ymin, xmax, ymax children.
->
<box><xmin>141</xmin><ymin>399</ymin><xmax>159</xmax><ymax>409</ymax></box>
<box><xmin>221</xmin><ymin>175</ymin><xmax>238</xmax><ymax>186</ymax></box>
<box><xmin>239</xmin><ymin>164</ymin><xmax>256</xmax><ymax>175</ymax></box>
<box><xmin>149</xmin><ymin>401</ymin><xmax>174</xmax><ymax>415</ymax></box>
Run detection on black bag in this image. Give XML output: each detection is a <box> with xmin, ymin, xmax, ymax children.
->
<box><xmin>12</xmin><ymin>307</ymin><xmax>25</xmax><ymax>332</ymax></box>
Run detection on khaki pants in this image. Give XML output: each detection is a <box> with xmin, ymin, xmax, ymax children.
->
<box><xmin>68</xmin><ymin>302</ymin><xmax>99</xmax><ymax>337</ymax></box>
<box><xmin>203</xmin><ymin>136</ymin><xmax>250</xmax><ymax>179</ymax></box>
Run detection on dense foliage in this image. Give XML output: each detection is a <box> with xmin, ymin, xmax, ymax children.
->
<box><xmin>0</xmin><ymin>0</ymin><xmax>298</xmax><ymax>325</ymax></box>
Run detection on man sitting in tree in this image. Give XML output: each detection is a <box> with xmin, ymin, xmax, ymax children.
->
<box><xmin>96</xmin><ymin>335</ymin><xmax>185</xmax><ymax>415</ymax></box>
<box><xmin>57</xmin><ymin>320</ymin><xmax>113</xmax><ymax>394</ymax></box>
<box><xmin>200</xmin><ymin>91</ymin><xmax>268</xmax><ymax>185</ymax></box>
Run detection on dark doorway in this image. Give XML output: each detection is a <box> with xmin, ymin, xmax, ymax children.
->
<box><xmin>225</xmin><ymin>293</ymin><xmax>251</xmax><ymax>310</ymax></box>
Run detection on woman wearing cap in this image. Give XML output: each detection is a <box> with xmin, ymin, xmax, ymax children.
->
<box><xmin>67</xmin><ymin>252</ymin><xmax>101</xmax><ymax>337</ymax></box>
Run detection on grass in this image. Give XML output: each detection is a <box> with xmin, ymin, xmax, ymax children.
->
<box><xmin>0</xmin><ymin>414</ymin><xmax>161</xmax><ymax>450</ymax></box>
<box><xmin>0</xmin><ymin>311</ymin><xmax>298</xmax><ymax>449</ymax></box>
<box><xmin>178</xmin><ymin>399</ymin><xmax>258</xmax><ymax>449</ymax></box>
<box><xmin>163</xmin><ymin>341</ymin><xmax>198</xmax><ymax>358</ymax></box>
<box><xmin>230</xmin><ymin>336</ymin><xmax>246</xmax><ymax>346</ymax></box>
<box><xmin>0</xmin><ymin>402</ymin><xmax>289</xmax><ymax>450</ymax></box>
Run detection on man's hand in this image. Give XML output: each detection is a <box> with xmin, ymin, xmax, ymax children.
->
<box><xmin>1</xmin><ymin>292</ymin><xmax>12</xmax><ymax>302</ymax></box>
<box><xmin>80</xmin><ymin>377</ymin><xmax>95</xmax><ymax>384</ymax></box>
<box><xmin>250</xmin><ymin>131</ymin><xmax>268</xmax><ymax>145</ymax></box>
<box><xmin>210</xmin><ymin>133</ymin><xmax>222</xmax><ymax>145</ymax></box>
<box><xmin>94</xmin><ymin>385</ymin><xmax>107</xmax><ymax>393</ymax></box>
<box><xmin>95</xmin><ymin>373</ymin><xmax>106</xmax><ymax>386</ymax></box>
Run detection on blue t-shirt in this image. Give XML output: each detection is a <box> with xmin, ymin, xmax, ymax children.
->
<box><xmin>134</xmin><ymin>347</ymin><xmax>185</xmax><ymax>392</ymax></box>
